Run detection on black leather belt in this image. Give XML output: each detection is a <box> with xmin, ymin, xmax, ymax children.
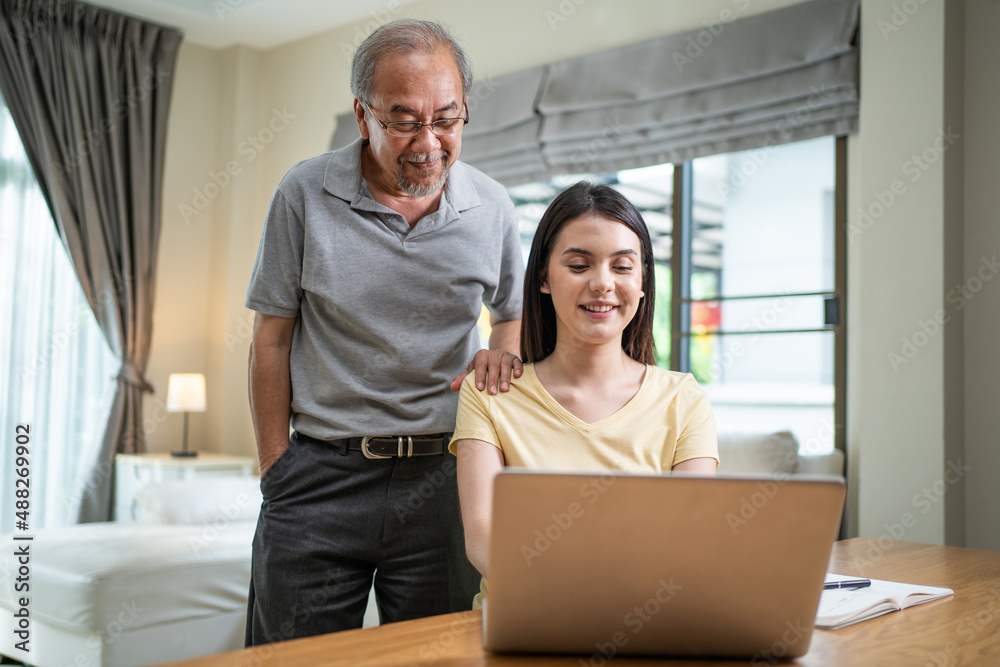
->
<box><xmin>334</xmin><ymin>433</ymin><xmax>451</xmax><ymax>459</ymax></box>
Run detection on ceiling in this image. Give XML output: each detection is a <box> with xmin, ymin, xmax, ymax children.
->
<box><xmin>87</xmin><ymin>0</ymin><xmax>422</xmax><ymax>50</ymax></box>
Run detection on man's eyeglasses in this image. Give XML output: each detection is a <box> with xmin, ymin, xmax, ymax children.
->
<box><xmin>364</xmin><ymin>101</ymin><xmax>469</xmax><ymax>138</ymax></box>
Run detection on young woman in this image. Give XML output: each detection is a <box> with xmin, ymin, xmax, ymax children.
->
<box><xmin>450</xmin><ymin>181</ymin><xmax>718</xmax><ymax>593</ymax></box>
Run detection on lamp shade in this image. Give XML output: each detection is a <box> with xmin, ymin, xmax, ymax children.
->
<box><xmin>166</xmin><ymin>373</ymin><xmax>206</xmax><ymax>412</ymax></box>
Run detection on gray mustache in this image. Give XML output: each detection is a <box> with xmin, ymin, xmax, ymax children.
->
<box><xmin>400</xmin><ymin>152</ymin><xmax>446</xmax><ymax>163</ymax></box>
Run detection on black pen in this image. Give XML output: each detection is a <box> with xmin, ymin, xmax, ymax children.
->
<box><xmin>823</xmin><ymin>578</ymin><xmax>872</xmax><ymax>590</ymax></box>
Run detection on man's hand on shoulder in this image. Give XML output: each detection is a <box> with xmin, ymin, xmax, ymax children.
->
<box><xmin>450</xmin><ymin>349</ymin><xmax>523</xmax><ymax>394</ymax></box>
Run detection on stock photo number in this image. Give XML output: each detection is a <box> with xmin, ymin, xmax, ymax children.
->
<box><xmin>13</xmin><ymin>423</ymin><xmax>33</xmax><ymax>653</ymax></box>
<box><xmin>15</xmin><ymin>424</ymin><xmax>30</xmax><ymax>530</ymax></box>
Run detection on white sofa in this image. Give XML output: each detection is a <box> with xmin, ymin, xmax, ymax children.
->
<box><xmin>715</xmin><ymin>429</ymin><xmax>845</xmax><ymax>477</ymax></box>
<box><xmin>0</xmin><ymin>476</ymin><xmax>385</xmax><ymax>667</ymax></box>
<box><xmin>0</xmin><ymin>478</ymin><xmax>261</xmax><ymax>667</ymax></box>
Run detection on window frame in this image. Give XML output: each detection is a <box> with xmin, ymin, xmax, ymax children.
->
<box><xmin>506</xmin><ymin>135</ymin><xmax>847</xmax><ymax>456</ymax></box>
<box><xmin>670</xmin><ymin>136</ymin><xmax>848</xmax><ymax>455</ymax></box>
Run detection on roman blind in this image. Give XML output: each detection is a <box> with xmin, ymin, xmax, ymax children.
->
<box><xmin>331</xmin><ymin>0</ymin><xmax>859</xmax><ymax>185</ymax></box>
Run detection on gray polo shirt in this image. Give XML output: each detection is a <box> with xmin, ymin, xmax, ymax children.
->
<box><xmin>246</xmin><ymin>139</ymin><xmax>524</xmax><ymax>440</ymax></box>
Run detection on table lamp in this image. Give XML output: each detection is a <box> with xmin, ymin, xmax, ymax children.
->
<box><xmin>166</xmin><ymin>373</ymin><xmax>206</xmax><ymax>458</ymax></box>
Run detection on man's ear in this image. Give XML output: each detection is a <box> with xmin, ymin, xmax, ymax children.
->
<box><xmin>354</xmin><ymin>99</ymin><xmax>370</xmax><ymax>140</ymax></box>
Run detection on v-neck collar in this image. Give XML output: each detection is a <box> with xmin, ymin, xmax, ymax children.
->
<box><xmin>523</xmin><ymin>363</ymin><xmax>651</xmax><ymax>434</ymax></box>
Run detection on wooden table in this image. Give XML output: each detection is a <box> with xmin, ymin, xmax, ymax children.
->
<box><xmin>162</xmin><ymin>539</ymin><xmax>1000</xmax><ymax>666</ymax></box>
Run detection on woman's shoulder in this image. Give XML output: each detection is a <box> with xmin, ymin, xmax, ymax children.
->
<box><xmin>643</xmin><ymin>364</ymin><xmax>699</xmax><ymax>386</ymax></box>
<box><xmin>643</xmin><ymin>365</ymin><xmax>709</xmax><ymax>399</ymax></box>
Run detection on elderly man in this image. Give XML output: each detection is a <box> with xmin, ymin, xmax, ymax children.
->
<box><xmin>244</xmin><ymin>19</ymin><xmax>524</xmax><ymax>645</ymax></box>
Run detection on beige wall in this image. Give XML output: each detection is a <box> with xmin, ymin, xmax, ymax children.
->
<box><xmin>148</xmin><ymin>0</ymin><xmax>1000</xmax><ymax>548</ymax></box>
<box><xmin>848</xmin><ymin>0</ymin><xmax>955</xmax><ymax>545</ymax></box>
<box><xmin>152</xmin><ymin>43</ymin><xmax>221</xmax><ymax>456</ymax></box>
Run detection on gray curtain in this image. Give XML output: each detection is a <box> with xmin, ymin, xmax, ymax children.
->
<box><xmin>0</xmin><ymin>0</ymin><xmax>182</xmax><ymax>521</ymax></box>
<box><xmin>330</xmin><ymin>0</ymin><xmax>859</xmax><ymax>185</ymax></box>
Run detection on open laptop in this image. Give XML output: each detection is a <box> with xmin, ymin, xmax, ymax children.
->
<box><xmin>483</xmin><ymin>471</ymin><xmax>846</xmax><ymax>660</ymax></box>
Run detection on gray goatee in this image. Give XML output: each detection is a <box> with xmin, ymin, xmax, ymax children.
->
<box><xmin>399</xmin><ymin>153</ymin><xmax>449</xmax><ymax>198</ymax></box>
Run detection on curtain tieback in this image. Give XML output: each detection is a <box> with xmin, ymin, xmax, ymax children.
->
<box><xmin>116</xmin><ymin>364</ymin><xmax>153</xmax><ymax>393</ymax></box>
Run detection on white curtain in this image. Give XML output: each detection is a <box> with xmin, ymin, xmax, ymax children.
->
<box><xmin>0</xmin><ymin>95</ymin><xmax>118</xmax><ymax>531</ymax></box>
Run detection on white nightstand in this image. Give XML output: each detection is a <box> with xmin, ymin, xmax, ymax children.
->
<box><xmin>114</xmin><ymin>452</ymin><xmax>257</xmax><ymax>522</ymax></box>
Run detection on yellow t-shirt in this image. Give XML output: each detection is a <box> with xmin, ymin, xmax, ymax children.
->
<box><xmin>449</xmin><ymin>363</ymin><xmax>718</xmax><ymax>608</ymax></box>
<box><xmin>449</xmin><ymin>363</ymin><xmax>719</xmax><ymax>471</ymax></box>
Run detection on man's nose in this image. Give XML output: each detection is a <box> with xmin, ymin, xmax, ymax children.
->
<box><xmin>409</xmin><ymin>124</ymin><xmax>443</xmax><ymax>152</ymax></box>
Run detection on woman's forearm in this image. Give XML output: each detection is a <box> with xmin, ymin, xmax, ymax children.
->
<box><xmin>455</xmin><ymin>439</ymin><xmax>505</xmax><ymax>577</ymax></box>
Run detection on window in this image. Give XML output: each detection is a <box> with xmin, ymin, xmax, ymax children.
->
<box><xmin>0</xmin><ymin>95</ymin><xmax>118</xmax><ymax>531</ymax></box>
<box><xmin>506</xmin><ymin>136</ymin><xmax>845</xmax><ymax>453</ymax></box>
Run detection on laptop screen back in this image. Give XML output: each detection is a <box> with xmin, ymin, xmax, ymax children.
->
<box><xmin>484</xmin><ymin>471</ymin><xmax>845</xmax><ymax>659</ymax></box>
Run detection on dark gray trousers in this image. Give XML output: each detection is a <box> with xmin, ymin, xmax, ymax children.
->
<box><xmin>244</xmin><ymin>431</ymin><xmax>479</xmax><ymax>646</ymax></box>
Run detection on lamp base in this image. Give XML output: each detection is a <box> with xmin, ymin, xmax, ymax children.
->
<box><xmin>172</xmin><ymin>411</ymin><xmax>198</xmax><ymax>457</ymax></box>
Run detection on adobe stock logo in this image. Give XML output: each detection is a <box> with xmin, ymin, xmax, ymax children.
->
<box><xmin>545</xmin><ymin>0</ymin><xmax>588</xmax><ymax>32</ymax></box>
<box><xmin>846</xmin><ymin>127</ymin><xmax>961</xmax><ymax>243</ymax></box>
<box><xmin>887</xmin><ymin>255</ymin><xmax>1000</xmax><ymax>372</ymax></box>
<box><xmin>724</xmin><ymin>477</ymin><xmax>787</xmax><ymax>534</ymax></box>
<box><xmin>670</xmin><ymin>0</ymin><xmax>753</xmax><ymax>73</ymax></box>
<box><xmin>179</xmin><ymin>107</ymin><xmax>296</xmax><ymax>223</ymax></box>
<box><xmin>578</xmin><ymin>578</ymin><xmax>683</xmax><ymax>666</ymax></box>
<box><xmin>520</xmin><ymin>475</ymin><xmax>614</xmax><ymax>566</ymax></box>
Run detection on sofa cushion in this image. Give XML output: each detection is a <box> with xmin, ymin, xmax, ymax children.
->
<box><xmin>716</xmin><ymin>430</ymin><xmax>800</xmax><ymax>475</ymax></box>
<box><xmin>798</xmin><ymin>449</ymin><xmax>845</xmax><ymax>476</ymax></box>
<box><xmin>134</xmin><ymin>477</ymin><xmax>262</xmax><ymax>525</ymax></box>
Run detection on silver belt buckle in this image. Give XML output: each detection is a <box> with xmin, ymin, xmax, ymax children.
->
<box><xmin>360</xmin><ymin>435</ymin><xmax>414</xmax><ymax>459</ymax></box>
<box><xmin>360</xmin><ymin>436</ymin><xmax>391</xmax><ymax>459</ymax></box>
